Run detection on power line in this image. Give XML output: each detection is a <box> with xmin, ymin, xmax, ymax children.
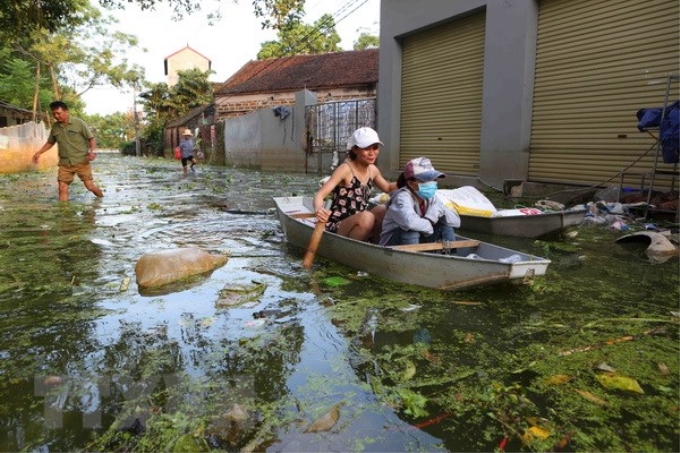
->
<box><xmin>297</xmin><ymin>0</ymin><xmax>370</xmax><ymax>53</ymax></box>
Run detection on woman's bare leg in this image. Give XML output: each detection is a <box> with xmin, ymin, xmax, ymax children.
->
<box><xmin>337</xmin><ymin>211</ymin><xmax>376</xmax><ymax>241</ymax></box>
<box><xmin>369</xmin><ymin>205</ymin><xmax>387</xmax><ymax>243</ymax></box>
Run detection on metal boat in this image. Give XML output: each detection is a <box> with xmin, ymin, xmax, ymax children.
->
<box><xmin>274</xmin><ymin>196</ymin><xmax>551</xmax><ymax>291</ymax></box>
<box><xmin>458</xmin><ymin>210</ymin><xmax>587</xmax><ymax>238</ymax></box>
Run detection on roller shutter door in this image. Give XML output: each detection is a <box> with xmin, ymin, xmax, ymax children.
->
<box><xmin>530</xmin><ymin>0</ymin><xmax>680</xmax><ymax>185</ymax></box>
<box><xmin>400</xmin><ymin>11</ymin><xmax>486</xmax><ymax>175</ymax></box>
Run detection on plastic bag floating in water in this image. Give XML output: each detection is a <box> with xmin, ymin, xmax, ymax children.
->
<box><xmin>135</xmin><ymin>247</ymin><xmax>228</xmax><ymax>288</ymax></box>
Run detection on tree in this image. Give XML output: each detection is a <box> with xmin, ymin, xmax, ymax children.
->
<box><xmin>354</xmin><ymin>33</ymin><xmax>379</xmax><ymax>50</ymax></box>
<box><xmin>99</xmin><ymin>0</ymin><xmax>306</xmax><ymax>29</ymax></box>
<box><xmin>137</xmin><ymin>82</ymin><xmax>171</xmax><ymax>155</ymax></box>
<box><xmin>0</xmin><ymin>1</ymin><xmax>144</xmax><ymax>117</ymax></box>
<box><xmin>167</xmin><ymin>68</ymin><xmax>215</xmax><ymax>116</ymax></box>
<box><xmin>138</xmin><ymin>69</ymin><xmax>214</xmax><ymax>155</ymax></box>
<box><xmin>0</xmin><ymin>0</ymin><xmax>79</xmax><ymax>35</ymax></box>
<box><xmin>0</xmin><ymin>0</ymin><xmax>305</xmax><ymax>115</ymax></box>
<box><xmin>20</xmin><ymin>3</ymin><xmax>144</xmax><ymax>99</ymax></box>
<box><xmin>257</xmin><ymin>13</ymin><xmax>341</xmax><ymax>59</ymax></box>
<box><xmin>0</xmin><ymin>0</ymin><xmax>306</xmax><ymax>37</ymax></box>
<box><xmin>252</xmin><ymin>0</ymin><xmax>306</xmax><ymax>31</ymax></box>
<box><xmin>138</xmin><ymin>82</ymin><xmax>172</xmax><ymax>124</ymax></box>
<box><xmin>0</xmin><ymin>55</ymin><xmax>51</xmax><ymax>109</ymax></box>
<box><xmin>84</xmin><ymin>112</ymin><xmax>135</xmax><ymax>148</ymax></box>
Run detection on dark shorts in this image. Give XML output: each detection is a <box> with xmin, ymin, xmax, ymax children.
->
<box><xmin>181</xmin><ymin>156</ymin><xmax>194</xmax><ymax>165</ymax></box>
<box><xmin>58</xmin><ymin>162</ymin><xmax>93</xmax><ymax>184</ymax></box>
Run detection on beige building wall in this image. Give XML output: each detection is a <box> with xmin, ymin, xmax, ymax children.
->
<box><xmin>165</xmin><ymin>46</ymin><xmax>211</xmax><ymax>87</ymax></box>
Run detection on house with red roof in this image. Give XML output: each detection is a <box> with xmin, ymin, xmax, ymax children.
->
<box><xmin>214</xmin><ymin>49</ymin><xmax>378</xmax><ymax>119</ymax></box>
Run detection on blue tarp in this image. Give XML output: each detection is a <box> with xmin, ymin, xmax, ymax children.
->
<box><xmin>636</xmin><ymin>100</ymin><xmax>679</xmax><ymax>164</ymax></box>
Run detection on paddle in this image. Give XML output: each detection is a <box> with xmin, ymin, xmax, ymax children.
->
<box><xmin>303</xmin><ymin>219</ymin><xmax>325</xmax><ymax>269</ymax></box>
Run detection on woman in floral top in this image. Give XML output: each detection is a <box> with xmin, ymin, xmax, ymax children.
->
<box><xmin>313</xmin><ymin>127</ymin><xmax>396</xmax><ymax>242</ymax></box>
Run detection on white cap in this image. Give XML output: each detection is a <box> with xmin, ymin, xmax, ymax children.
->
<box><xmin>347</xmin><ymin>127</ymin><xmax>383</xmax><ymax>150</ymax></box>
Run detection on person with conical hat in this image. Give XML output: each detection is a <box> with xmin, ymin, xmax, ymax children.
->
<box><xmin>178</xmin><ymin>128</ymin><xmax>198</xmax><ymax>176</ymax></box>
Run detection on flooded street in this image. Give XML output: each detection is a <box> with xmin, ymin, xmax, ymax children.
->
<box><xmin>0</xmin><ymin>154</ymin><xmax>678</xmax><ymax>452</ymax></box>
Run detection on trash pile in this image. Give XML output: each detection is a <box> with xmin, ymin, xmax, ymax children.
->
<box><xmin>581</xmin><ymin>194</ymin><xmax>679</xmax><ymax>263</ymax></box>
<box><xmin>581</xmin><ymin>200</ymin><xmax>638</xmax><ymax>231</ymax></box>
<box><xmin>580</xmin><ymin>193</ymin><xmax>678</xmax><ymax>234</ymax></box>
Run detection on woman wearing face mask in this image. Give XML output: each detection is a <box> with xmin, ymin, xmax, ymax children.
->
<box><xmin>379</xmin><ymin>157</ymin><xmax>460</xmax><ymax>246</ymax></box>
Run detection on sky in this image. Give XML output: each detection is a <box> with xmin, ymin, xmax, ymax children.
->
<box><xmin>82</xmin><ymin>0</ymin><xmax>380</xmax><ymax>116</ymax></box>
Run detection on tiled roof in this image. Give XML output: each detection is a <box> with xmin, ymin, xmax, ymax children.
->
<box><xmin>0</xmin><ymin>100</ymin><xmax>33</xmax><ymax>115</ymax></box>
<box><xmin>216</xmin><ymin>49</ymin><xmax>378</xmax><ymax>96</ymax></box>
<box><xmin>166</xmin><ymin>104</ymin><xmax>214</xmax><ymax>128</ymax></box>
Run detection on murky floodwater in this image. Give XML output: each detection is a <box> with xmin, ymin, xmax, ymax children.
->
<box><xmin>0</xmin><ymin>154</ymin><xmax>677</xmax><ymax>452</ymax></box>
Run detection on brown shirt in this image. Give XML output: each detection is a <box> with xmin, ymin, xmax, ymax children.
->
<box><xmin>48</xmin><ymin>117</ymin><xmax>94</xmax><ymax>165</ymax></box>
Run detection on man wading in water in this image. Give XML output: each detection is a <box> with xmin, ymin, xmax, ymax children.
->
<box><xmin>32</xmin><ymin>101</ymin><xmax>104</xmax><ymax>202</ymax></box>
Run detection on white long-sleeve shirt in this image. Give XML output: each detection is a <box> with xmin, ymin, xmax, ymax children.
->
<box><xmin>379</xmin><ymin>187</ymin><xmax>460</xmax><ymax>245</ymax></box>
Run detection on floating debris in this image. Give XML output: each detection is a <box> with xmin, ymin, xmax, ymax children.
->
<box><xmin>216</xmin><ymin>281</ymin><xmax>266</xmax><ymax>308</ymax></box>
<box><xmin>304</xmin><ymin>402</ymin><xmax>343</xmax><ymax>433</ymax></box>
<box><xmin>400</xmin><ymin>360</ymin><xmax>417</xmax><ymax>382</ymax></box>
<box><xmin>595</xmin><ymin>362</ymin><xmax>616</xmax><ymax>373</ymax></box>
<box><xmin>91</xmin><ymin>238</ymin><xmax>115</xmax><ymax>247</ymax></box>
<box><xmin>358</xmin><ymin>308</ymin><xmax>379</xmax><ymax>348</ymax></box>
<box><xmin>44</xmin><ymin>376</ymin><xmax>62</xmax><ymax>386</ymax></box>
<box><xmin>119</xmin><ymin>276</ymin><xmax>130</xmax><ymax>292</ymax></box>
<box><xmin>223</xmin><ymin>403</ymin><xmax>249</xmax><ymax>422</ymax></box>
<box><xmin>522</xmin><ymin>425</ymin><xmax>551</xmax><ymax>443</ymax></box>
<box><xmin>244</xmin><ymin>319</ymin><xmax>266</xmax><ymax>328</ymax></box>
<box><xmin>574</xmin><ymin>389</ymin><xmax>608</xmax><ymax>406</ymax></box>
<box><xmin>135</xmin><ymin>247</ymin><xmax>229</xmax><ymax>288</ymax></box>
<box><xmin>545</xmin><ymin>374</ymin><xmax>571</xmax><ymax>385</ymax></box>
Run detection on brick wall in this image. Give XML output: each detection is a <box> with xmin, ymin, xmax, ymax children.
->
<box><xmin>215</xmin><ymin>88</ymin><xmax>375</xmax><ymax>120</ymax></box>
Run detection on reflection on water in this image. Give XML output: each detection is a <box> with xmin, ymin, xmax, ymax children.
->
<box><xmin>0</xmin><ymin>155</ymin><xmax>677</xmax><ymax>452</ymax></box>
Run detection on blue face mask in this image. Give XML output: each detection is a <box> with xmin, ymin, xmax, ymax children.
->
<box><xmin>417</xmin><ymin>181</ymin><xmax>437</xmax><ymax>199</ymax></box>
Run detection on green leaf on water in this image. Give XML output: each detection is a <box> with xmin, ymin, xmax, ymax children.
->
<box><xmin>324</xmin><ymin>276</ymin><xmax>352</xmax><ymax>287</ymax></box>
<box><xmin>595</xmin><ymin>373</ymin><xmax>644</xmax><ymax>394</ymax></box>
<box><xmin>396</xmin><ymin>388</ymin><xmax>429</xmax><ymax>418</ymax></box>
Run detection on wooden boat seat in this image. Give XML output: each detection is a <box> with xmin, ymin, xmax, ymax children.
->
<box><xmin>288</xmin><ymin>212</ymin><xmax>480</xmax><ymax>252</ymax></box>
<box><xmin>291</xmin><ymin>212</ymin><xmax>316</xmax><ymax>219</ymax></box>
<box><xmin>392</xmin><ymin>240</ymin><xmax>480</xmax><ymax>252</ymax></box>
<box><xmin>289</xmin><ymin>213</ymin><xmax>480</xmax><ymax>252</ymax></box>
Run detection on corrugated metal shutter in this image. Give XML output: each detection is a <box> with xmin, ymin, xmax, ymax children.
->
<box><xmin>400</xmin><ymin>11</ymin><xmax>486</xmax><ymax>175</ymax></box>
<box><xmin>530</xmin><ymin>0</ymin><xmax>680</xmax><ymax>186</ymax></box>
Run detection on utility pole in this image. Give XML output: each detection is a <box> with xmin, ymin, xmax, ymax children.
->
<box><xmin>133</xmin><ymin>81</ymin><xmax>141</xmax><ymax>156</ymax></box>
